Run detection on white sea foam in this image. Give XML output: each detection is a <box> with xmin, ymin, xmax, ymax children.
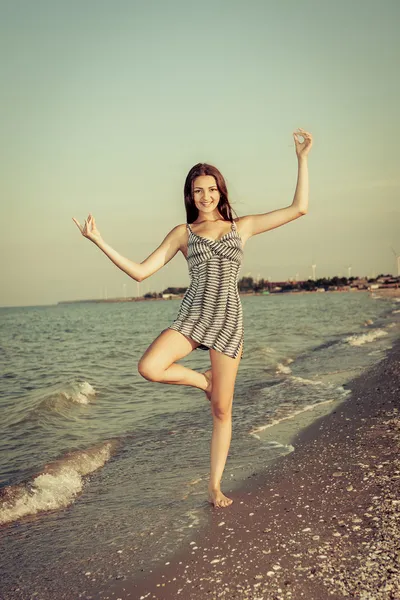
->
<box><xmin>265</xmin><ymin>440</ymin><xmax>286</xmax><ymax>448</ymax></box>
<box><xmin>276</xmin><ymin>363</ymin><xmax>292</xmax><ymax>375</ymax></box>
<box><xmin>0</xmin><ymin>440</ymin><xmax>117</xmax><ymax>525</ymax></box>
<box><xmin>188</xmin><ymin>477</ymin><xmax>202</xmax><ymax>486</ymax></box>
<box><xmin>260</xmin><ymin>346</ymin><xmax>277</xmax><ymax>355</ymax></box>
<box><xmin>345</xmin><ymin>329</ymin><xmax>388</xmax><ymax>346</ymax></box>
<box><xmin>185</xmin><ymin>510</ymin><xmax>201</xmax><ymax>529</ymax></box>
<box><xmin>290</xmin><ymin>376</ymin><xmax>324</xmax><ymax>386</ymax></box>
<box><xmin>61</xmin><ymin>381</ymin><xmax>96</xmax><ymax>404</ymax></box>
<box><xmin>262</xmin><ymin>440</ymin><xmax>295</xmax><ymax>453</ymax></box>
<box><xmin>250</xmin><ymin>376</ymin><xmax>351</xmax><ymax>440</ymax></box>
<box><xmin>336</xmin><ymin>386</ymin><xmax>352</xmax><ymax>396</ymax></box>
<box><xmin>249</xmin><ymin>398</ymin><xmax>337</xmax><ymax>438</ymax></box>
<box><xmin>393</xmin><ymin>309</ymin><xmax>400</xmax><ymax>314</ymax></box>
<box><xmin>32</xmin><ymin>381</ymin><xmax>97</xmax><ymax>419</ymax></box>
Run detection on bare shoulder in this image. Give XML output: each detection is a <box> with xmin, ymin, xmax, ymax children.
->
<box><xmin>174</xmin><ymin>222</ymin><xmax>189</xmax><ymax>240</ymax></box>
<box><xmin>153</xmin><ymin>223</ymin><xmax>187</xmax><ymax>250</ymax></box>
<box><xmin>165</xmin><ymin>223</ymin><xmax>187</xmax><ymax>239</ymax></box>
<box><xmin>176</xmin><ymin>223</ymin><xmax>188</xmax><ymax>234</ymax></box>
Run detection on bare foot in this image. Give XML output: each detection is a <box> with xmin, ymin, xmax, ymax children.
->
<box><xmin>208</xmin><ymin>488</ymin><xmax>233</xmax><ymax>508</ymax></box>
<box><xmin>202</xmin><ymin>369</ymin><xmax>213</xmax><ymax>401</ymax></box>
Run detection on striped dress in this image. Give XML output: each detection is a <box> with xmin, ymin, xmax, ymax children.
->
<box><xmin>168</xmin><ymin>219</ymin><xmax>244</xmax><ymax>359</ymax></box>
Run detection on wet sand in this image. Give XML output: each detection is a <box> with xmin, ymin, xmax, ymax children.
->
<box><xmin>102</xmin><ymin>336</ymin><xmax>400</xmax><ymax>600</ymax></box>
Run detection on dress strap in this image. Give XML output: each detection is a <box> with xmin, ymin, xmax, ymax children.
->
<box><xmin>231</xmin><ymin>219</ymin><xmax>236</xmax><ymax>230</ymax></box>
<box><xmin>186</xmin><ymin>223</ymin><xmax>192</xmax><ymax>232</ymax></box>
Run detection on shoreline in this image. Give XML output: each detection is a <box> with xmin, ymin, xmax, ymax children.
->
<box><xmin>104</xmin><ymin>337</ymin><xmax>400</xmax><ymax>600</ymax></box>
<box><xmin>1</xmin><ymin>286</ymin><xmax>397</xmax><ymax>309</ymax></box>
<box><xmin>56</xmin><ymin>286</ymin><xmax>400</xmax><ymax>305</ymax></box>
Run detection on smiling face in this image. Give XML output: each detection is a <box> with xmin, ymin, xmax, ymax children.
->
<box><xmin>192</xmin><ymin>175</ymin><xmax>221</xmax><ymax>216</ymax></box>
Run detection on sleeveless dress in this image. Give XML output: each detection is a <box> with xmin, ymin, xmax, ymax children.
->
<box><xmin>168</xmin><ymin>219</ymin><xmax>244</xmax><ymax>359</ymax></box>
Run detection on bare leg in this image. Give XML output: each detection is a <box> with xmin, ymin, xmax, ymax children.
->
<box><xmin>138</xmin><ymin>328</ymin><xmax>210</xmax><ymax>395</ymax></box>
<box><xmin>138</xmin><ymin>328</ymin><xmax>242</xmax><ymax>508</ymax></box>
<box><xmin>208</xmin><ymin>342</ymin><xmax>242</xmax><ymax>508</ymax></box>
<box><xmin>203</xmin><ymin>369</ymin><xmax>213</xmax><ymax>401</ymax></box>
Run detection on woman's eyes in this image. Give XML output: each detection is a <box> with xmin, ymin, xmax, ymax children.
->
<box><xmin>195</xmin><ymin>189</ymin><xmax>217</xmax><ymax>193</ymax></box>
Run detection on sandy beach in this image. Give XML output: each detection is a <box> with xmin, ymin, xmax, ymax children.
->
<box><xmin>102</xmin><ymin>337</ymin><xmax>400</xmax><ymax>600</ymax></box>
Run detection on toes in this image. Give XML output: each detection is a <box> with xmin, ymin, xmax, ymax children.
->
<box><xmin>217</xmin><ymin>496</ymin><xmax>233</xmax><ymax>508</ymax></box>
<box><xmin>208</xmin><ymin>491</ymin><xmax>233</xmax><ymax>508</ymax></box>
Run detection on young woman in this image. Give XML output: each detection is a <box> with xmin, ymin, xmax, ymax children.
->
<box><xmin>73</xmin><ymin>127</ymin><xmax>313</xmax><ymax>509</ymax></box>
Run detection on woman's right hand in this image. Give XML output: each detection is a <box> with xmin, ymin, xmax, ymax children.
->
<box><xmin>72</xmin><ymin>214</ymin><xmax>103</xmax><ymax>244</ymax></box>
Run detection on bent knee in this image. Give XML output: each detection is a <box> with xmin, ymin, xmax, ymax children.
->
<box><xmin>137</xmin><ymin>359</ymin><xmax>163</xmax><ymax>382</ymax></box>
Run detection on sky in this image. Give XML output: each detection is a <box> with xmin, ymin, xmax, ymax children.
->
<box><xmin>1</xmin><ymin>0</ymin><xmax>399</xmax><ymax>307</ymax></box>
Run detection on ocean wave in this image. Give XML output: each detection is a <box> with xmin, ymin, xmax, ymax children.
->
<box><xmin>275</xmin><ymin>361</ymin><xmax>293</xmax><ymax>375</ymax></box>
<box><xmin>290</xmin><ymin>375</ymin><xmax>324</xmax><ymax>386</ymax></box>
<box><xmin>9</xmin><ymin>381</ymin><xmax>97</xmax><ymax>428</ymax></box>
<box><xmin>60</xmin><ymin>381</ymin><xmax>96</xmax><ymax>404</ymax></box>
<box><xmin>344</xmin><ymin>329</ymin><xmax>388</xmax><ymax>347</ymax></box>
<box><xmin>259</xmin><ymin>346</ymin><xmax>277</xmax><ymax>355</ymax></box>
<box><xmin>311</xmin><ymin>339</ymin><xmax>342</xmax><ymax>353</ymax></box>
<box><xmin>248</xmin><ymin>398</ymin><xmax>337</xmax><ymax>438</ymax></box>
<box><xmin>34</xmin><ymin>380</ymin><xmax>97</xmax><ymax>417</ymax></box>
<box><xmin>249</xmin><ymin>376</ymin><xmax>351</xmax><ymax>439</ymax></box>
<box><xmin>0</xmin><ymin>439</ymin><xmax>118</xmax><ymax>525</ymax></box>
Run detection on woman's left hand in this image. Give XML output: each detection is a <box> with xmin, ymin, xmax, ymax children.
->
<box><xmin>293</xmin><ymin>128</ymin><xmax>313</xmax><ymax>159</ymax></box>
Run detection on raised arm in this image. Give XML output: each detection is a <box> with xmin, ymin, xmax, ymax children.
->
<box><xmin>239</xmin><ymin>128</ymin><xmax>313</xmax><ymax>243</ymax></box>
<box><xmin>72</xmin><ymin>214</ymin><xmax>185</xmax><ymax>282</ymax></box>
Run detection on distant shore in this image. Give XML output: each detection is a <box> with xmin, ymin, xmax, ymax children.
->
<box><xmin>57</xmin><ymin>285</ymin><xmax>400</xmax><ymax>305</ymax></box>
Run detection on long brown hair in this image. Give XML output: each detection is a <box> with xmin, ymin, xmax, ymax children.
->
<box><xmin>184</xmin><ymin>163</ymin><xmax>238</xmax><ymax>224</ymax></box>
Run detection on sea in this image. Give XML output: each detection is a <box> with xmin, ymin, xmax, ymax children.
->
<box><xmin>1</xmin><ymin>290</ymin><xmax>399</xmax><ymax>599</ymax></box>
